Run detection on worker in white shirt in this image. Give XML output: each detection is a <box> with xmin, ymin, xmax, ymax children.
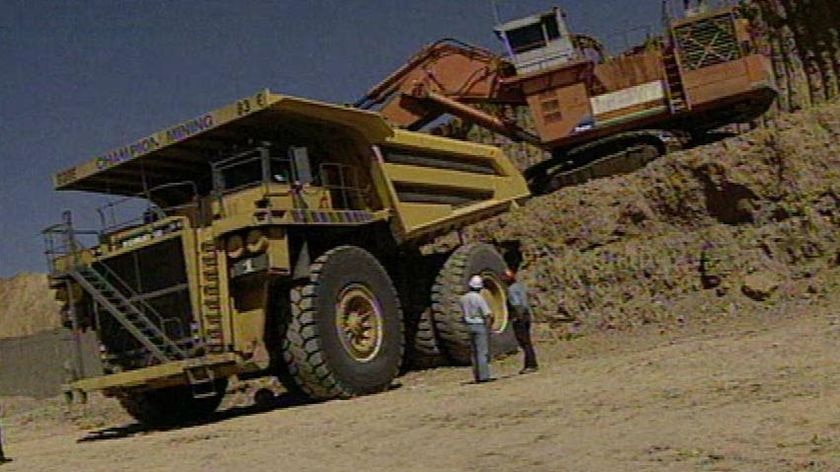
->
<box><xmin>460</xmin><ymin>275</ymin><xmax>496</xmax><ymax>383</ymax></box>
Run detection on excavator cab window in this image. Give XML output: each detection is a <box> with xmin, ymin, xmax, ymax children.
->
<box><xmin>495</xmin><ymin>7</ymin><xmax>577</xmax><ymax>74</ymax></box>
<box><xmin>506</xmin><ymin>14</ymin><xmax>561</xmax><ymax>54</ymax></box>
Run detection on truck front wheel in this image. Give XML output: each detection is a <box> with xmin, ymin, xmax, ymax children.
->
<box><xmin>117</xmin><ymin>380</ymin><xmax>227</xmax><ymax>428</ymax></box>
<box><xmin>282</xmin><ymin>246</ymin><xmax>404</xmax><ymax>400</ymax></box>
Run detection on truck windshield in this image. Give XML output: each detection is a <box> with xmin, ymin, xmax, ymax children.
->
<box><xmin>213</xmin><ymin>145</ymin><xmax>304</xmax><ymax>193</ymax></box>
<box><xmin>221</xmin><ymin>158</ymin><xmax>263</xmax><ymax>191</ymax></box>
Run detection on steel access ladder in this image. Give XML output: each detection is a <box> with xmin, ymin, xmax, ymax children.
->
<box><xmin>44</xmin><ymin>211</ymin><xmax>219</xmax><ymax>398</ymax></box>
<box><xmin>198</xmin><ymin>237</ymin><xmax>225</xmax><ymax>352</ymax></box>
<box><xmin>663</xmin><ymin>45</ymin><xmax>690</xmax><ymax>114</ymax></box>
<box><xmin>69</xmin><ymin>265</ymin><xmax>188</xmax><ymax>363</ymax></box>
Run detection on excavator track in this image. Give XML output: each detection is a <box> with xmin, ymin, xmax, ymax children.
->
<box><xmin>524</xmin><ymin>130</ymin><xmax>689</xmax><ymax>194</ymax></box>
<box><xmin>454</xmin><ymin>121</ymin><xmax>690</xmax><ymax>195</ymax></box>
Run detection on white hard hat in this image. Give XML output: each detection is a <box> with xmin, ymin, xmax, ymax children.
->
<box><xmin>468</xmin><ymin>275</ymin><xmax>484</xmax><ymax>290</ymax></box>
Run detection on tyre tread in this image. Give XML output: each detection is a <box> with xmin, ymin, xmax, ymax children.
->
<box><xmin>282</xmin><ymin>246</ymin><xmax>404</xmax><ymax>400</ymax></box>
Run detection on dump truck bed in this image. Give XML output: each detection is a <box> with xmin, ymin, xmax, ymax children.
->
<box><xmin>54</xmin><ymin>90</ymin><xmax>394</xmax><ymax>193</ymax></box>
<box><xmin>54</xmin><ymin>89</ymin><xmax>530</xmax><ymax>243</ymax></box>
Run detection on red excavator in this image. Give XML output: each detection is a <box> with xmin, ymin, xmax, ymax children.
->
<box><xmin>355</xmin><ymin>2</ymin><xmax>776</xmax><ymax>193</ymax></box>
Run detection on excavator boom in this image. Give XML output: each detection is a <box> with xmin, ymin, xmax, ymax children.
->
<box><xmin>355</xmin><ymin>39</ymin><xmax>524</xmax><ymax>131</ymax></box>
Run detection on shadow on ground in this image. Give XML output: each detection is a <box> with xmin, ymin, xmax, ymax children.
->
<box><xmin>76</xmin><ymin>391</ymin><xmax>311</xmax><ymax>443</ymax></box>
<box><xmin>76</xmin><ymin>381</ymin><xmax>406</xmax><ymax>443</ymax></box>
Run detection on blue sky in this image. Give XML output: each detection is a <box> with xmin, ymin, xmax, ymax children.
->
<box><xmin>0</xmin><ymin>0</ymin><xmax>662</xmax><ymax>277</ymax></box>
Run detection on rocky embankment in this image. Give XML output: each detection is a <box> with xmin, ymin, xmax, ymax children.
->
<box><xmin>0</xmin><ymin>273</ymin><xmax>59</xmax><ymax>339</ymax></box>
<box><xmin>748</xmin><ymin>0</ymin><xmax>840</xmax><ymax>113</ymax></box>
<box><xmin>461</xmin><ymin>102</ymin><xmax>839</xmax><ymax>333</ymax></box>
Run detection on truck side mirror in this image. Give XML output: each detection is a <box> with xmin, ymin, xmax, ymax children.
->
<box><xmin>289</xmin><ymin>146</ymin><xmax>313</xmax><ymax>185</ymax></box>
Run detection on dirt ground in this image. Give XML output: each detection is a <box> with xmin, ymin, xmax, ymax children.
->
<box><xmin>1</xmin><ymin>293</ymin><xmax>838</xmax><ymax>472</ymax></box>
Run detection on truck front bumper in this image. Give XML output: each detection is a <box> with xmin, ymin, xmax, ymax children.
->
<box><xmin>64</xmin><ymin>353</ymin><xmax>246</xmax><ymax>396</ymax></box>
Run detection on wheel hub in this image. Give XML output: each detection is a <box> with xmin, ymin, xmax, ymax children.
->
<box><xmin>335</xmin><ymin>285</ymin><xmax>384</xmax><ymax>362</ymax></box>
<box><xmin>479</xmin><ymin>272</ymin><xmax>509</xmax><ymax>334</ymax></box>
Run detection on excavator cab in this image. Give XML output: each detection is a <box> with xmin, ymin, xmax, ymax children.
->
<box><xmin>494</xmin><ymin>7</ymin><xmax>578</xmax><ymax>74</ymax></box>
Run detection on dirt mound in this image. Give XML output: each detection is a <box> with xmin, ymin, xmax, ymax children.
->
<box><xmin>0</xmin><ymin>273</ymin><xmax>60</xmax><ymax>339</ymax></box>
<box><xmin>461</xmin><ymin>102</ymin><xmax>840</xmax><ymax>332</ymax></box>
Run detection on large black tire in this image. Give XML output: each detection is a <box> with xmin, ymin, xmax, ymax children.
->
<box><xmin>269</xmin><ymin>286</ymin><xmax>307</xmax><ymax>398</ymax></box>
<box><xmin>431</xmin><ymin>243</ymin><xmax>519</xmax><ymax>365</ymax></box>
<box><xmin>282</xmin><ymin>246</ymin><xmax>404</xmax><ymax>400</ymax></box>
<box><xmin>117</xmin><ymin>380</ymin><xmax>227</xmax><ymax>428</ymax></box>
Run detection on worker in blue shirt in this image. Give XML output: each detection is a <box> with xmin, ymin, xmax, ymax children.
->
<box><xmin>503</xmin><ymin>269</ymin><xmax>539</xmax><ymax>374</ymax></box>
<box><xmin>460</xmin><ymin>275</ymin><xmax>495</xmax><ymax>383</ymax></box>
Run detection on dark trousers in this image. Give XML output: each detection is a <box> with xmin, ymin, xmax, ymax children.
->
<box><xmin>513</xmin><ymin>319</ymin><xmax>538</xmax><ymax>369</ymax></box>
<box><xmin>0</xmin><ymin>423</ymin><xmax>6</xmax><ymax>461</ymax></box>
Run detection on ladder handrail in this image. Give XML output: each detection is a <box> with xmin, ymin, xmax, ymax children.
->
<box><xmin>45</xmin><ymin>212</ymin><xmax>191</xmax><ymax>346</ymax></box>
<box><xmin>661</xmin><ymin>27</ymin><xmax>690</xmax><ymax>114</ymax></box>
<box><xmin>45</xmin><ymin>211</ymin><xmax>195</xmax><ymax>367</ymax></box>
<box><xmin>42</xmin><ymin>217</ymin><xmax>100</xmax><ymax>274</ymax></box>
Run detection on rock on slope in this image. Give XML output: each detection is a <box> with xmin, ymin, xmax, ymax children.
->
<box><xmin>0</xmin><ymin>273</ymin><xmax>60</xmax><ymax>339</ymax></box>
<box><xmin>463</xmin><ymin>102</ymin><xmax>840</xmax><ymax>332</ymax></box>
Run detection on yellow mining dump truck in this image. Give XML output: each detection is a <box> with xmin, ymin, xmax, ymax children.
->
<box><xmin>43</xmin><ymin>90</ymin><xmax>529</xmax><ymax>426</ymax></box>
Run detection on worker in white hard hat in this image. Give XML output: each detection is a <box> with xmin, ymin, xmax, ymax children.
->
<box><xmin>460</xmin><ymin>274</ymin><xmax>495</xmax><ymax>383</ymax></box>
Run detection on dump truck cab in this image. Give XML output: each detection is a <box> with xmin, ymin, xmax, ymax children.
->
<box><xmin>45</xmin><ymin>90</ymin><xmax>529</xmax><ymax>425</ymax></box>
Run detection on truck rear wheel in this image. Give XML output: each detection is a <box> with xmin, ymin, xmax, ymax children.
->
<box><xmin>117</xmin><ymin>380</ymin><xmax>227</xmax><ymax>428</ymax></box>
<box><xmin>282</xmin><ymin>246</ymin><xmax>404</xmax><ymax>399</ymax></box>
<box><xmin>431</xmin><ymin>243</ymin><xmax>518</xmax><ymax>365</ymax></box>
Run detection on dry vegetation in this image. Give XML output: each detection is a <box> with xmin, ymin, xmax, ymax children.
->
<box><xmin>748</xmin><ymin>0</ymin><xmax>840</xmax><ymax>113</ymax></box>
